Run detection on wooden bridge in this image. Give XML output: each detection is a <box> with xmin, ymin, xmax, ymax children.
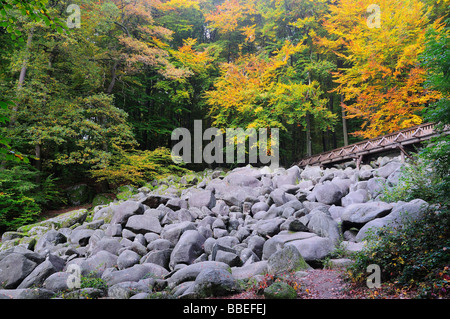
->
<box><xmin>297</xmin><ymin>123</ymin><xmax>447</xmax><ymax>168</ymax></box>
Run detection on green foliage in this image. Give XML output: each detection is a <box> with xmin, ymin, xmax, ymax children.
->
<box><xmin>0</xmin><ymin>0</ymin><xmax>67</xmax><ymax>44</ymax></box>
<box><xmin>379</xmin><ymin>157</ymin><xmax>443</xmax><ymax>204</ymax></box>
<box><xmin>348</xmin><ymin>207</ymin><xmax>450</xmax><ymax>298</ymax></box>
<box><xmin>80</xmin><ymin>274</ymin><xmax>108</xmax><ymax>291</ymax></box>
<box><xmin>0</xmin><ymin>192</ymin><xmax>41</xmax><ymax>232</ymax></box>
<box><xmin>0</xmin><ymin>164</ymin><xmax>66</xmax><ymax>231</ymax></box>
<box><xmin>90</xmin><ymin>147</ymin><xmax>191</xmax><ymax>188</ymax></box>
<box><xmin>421</xmin><ymin>18</ymin><xmax>450</xmax><ymax>128</ymax></box>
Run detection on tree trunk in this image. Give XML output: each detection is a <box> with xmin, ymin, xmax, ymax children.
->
<box><xmin>106</xmin><ymin>60</ymin><xmax>119</xmax><ymax>94</ymax></box>
<box><xmin>306</xmin><ymin>113</ymin><xmax>312</xmax><ymax>157</ymax></box>
<box><xmin>341</xmin><ymin>95</ymin><xmax>349</xmax><ymax>146</ymax></box>
<box><xmin>10</xmin><ymin>27</ymin><xmax>34</xmax><ymax>127</ymax></box>
<box><xmin>35</xmin><ymin>144</ymin><xmax>41</xmax><ymax>183</ymax></box>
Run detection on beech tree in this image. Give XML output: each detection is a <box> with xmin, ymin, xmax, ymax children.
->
<box><xmin>317</xmin><ymin>0</ymin><xmax>442</xmax><ymax>138</ymax></box>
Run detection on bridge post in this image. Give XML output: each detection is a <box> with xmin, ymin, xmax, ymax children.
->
<box><xmin>356</xmin><ymin>155</ymin><xmax>363</xmax><ymax>170</ymax></box>
<box><xmin>398</xmin><ymin>145</ymin><xmax>414</xmax><ymax>163</ymax></box>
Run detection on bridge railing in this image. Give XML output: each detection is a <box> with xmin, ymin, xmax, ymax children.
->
<box><xmin>297</xmin><ymin>122</ymin><xmax>443</xmax><ymax>167</ymax></box>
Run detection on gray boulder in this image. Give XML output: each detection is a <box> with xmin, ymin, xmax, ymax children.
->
<box><xmin>141</xmin><ymin>249</ymin><xmax>172</xmax><ymax>270</ymax></box>
<box><xmin>35</xmin><ymin>230</ymin><xmax>67</xmax><ymax>254</ymax></box>
<box><xmin>273</xmin><ymin>166</ymin><xmax>301</xmax><ymax>188</ymax></box>
<box><xmin>125</xmin><ymin>215</ymin><xmax>162</xmax><ymax>234</ymax></box>
<box><xmin>270</xmin><ymin>189</ymin><xmax>289</xmax><ymax>206</ymax></box>
<box><xmin>367</xmin><ymin>177</ymin><xmax>386</xmax><ymax>198</ymax></box>
<box><xmin>0</xmin><ymin>288</ymin><xmax>54</xmax><ymax>299</ymax></box>
<box><xmin>0</xmin><ymin>250</ymin><xmax>41</xmax><ymax>289</ymax></box>
<box><xmin>42</xmin><ymin>272</ymin><xmax>71</xmax><ymax>292</ymax></box>
<box><xmin>89</xmin><ymin>237</ymin><xmax>122</xmax><ymax>256</ymax></box>
<box><xmin>286</xmin><ymin>236</ymin><xmax>335</xmax><ymax>262</ymax></box>
<box><xmin>262</xmin><ymin>231</ymin><xmax>316</xmax><ymax>260</ymax></box>
<box><xmin>110</xmin><ymin>201</ymin><xmax>145</xmax><ymax>226</ymax></box>
<box><xmin>161</xmin><ymin>221</ymin><xmax>197</xmax><ymax>245</ymax></box>
<box><xmin>256</xmin><ymin>218</ymin><xmax>284</xmax><ymax>237</ymax></box>
<box><xmin>341</xmin><ymin>202</ymin><xmax>393</xmax><ymax>225</ymax></box>
<box><xmin>300</xmin><ymin>166</ymin><xmax>323</xmax><ymax>183</ymax></box>
<box><xmin>102</xmin><ymin>263</ymin><xmax>168</xmax><ymax>286</ymax></box>
<box><xmin>356</xmin><ymin>199</ymin><xmax>428</xmax><ymax>242</ymax></box>
<box><xmin>190</xmin><ymin>268</ymin><xmax>238</xmax><ymax>297</ymax></box>
<box><xmin>224</xmin><ymin>172</ymin><xmax>262</xmax><ymax>188</ymax></box>
<box><xmin>314</xmin><ymin>182</ymin><xmax>344</xmax><ymax>205</ymax></box>
<box><xmin>267</xmin><ymin>245</ymin><xmax>309</xmax><ymax>275</ymax></box>
<box><xmin>307</xmin><ymin>210</ymin><xmax>341</xmax><ymax>243</ymax></box>
<box><xmin>117</xmin><ymin>250</ymin><xmax>141</xmax><ymax>270</ymax></box>
<box><xmin>69</xmin><ymin>229</ymin><xmax>94</xmax><ymax>247</ymax></box>
<box><xmin>251</xmin><ymin>202</ymin><xmax>269</xmax><ymax>215</ymax></box>
<box><xmin>108</xmin><ymin>280</ymin><xmax>151</xmax><ymax>299</ymax></box>
<box><xmin>73</xmin><ymin>250</ymin><xmax>118</xmax><ymax>277</ymax></box>
<box><xmin>341</xmin><ymin>189</ymin><xmax>369</xmax><ymax>207</ymax></box>
<box><xmin>188</xmin><ymin>190</ymin><xmax>216</xmax><ymax>209</ymax></box>
<box><xmin>17</xmin><ymin>254</ymin><xmax>65</xmax><ymax>289</ymax></box>
<box><xmin>169</xmin><ymin>230</ymin><xmax>206</xmax><ymax>268</ymax></box>
<box><xmin>231</xmin><ymin>261</ymin><xmax>267</xmax><ymax>280</ymax></box>
<box><xmin>375</xmin><ymin>161</ymin><xmax>402</xmax><ymax>178</ymax></box>
<box><xmin>167</xmin><ymin>261</ymin><xmax>230</xmax><ymax>288</ymax></box>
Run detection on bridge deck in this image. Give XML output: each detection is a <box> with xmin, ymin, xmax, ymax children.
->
<box><xmin>297</xmin><ymin>123</ymin><xmax>446</xmax><ymax>167</ymax></box>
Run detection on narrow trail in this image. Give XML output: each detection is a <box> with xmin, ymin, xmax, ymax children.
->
<box><xmin>297</xmin><ymin>269</ymin><xmax>350</xmax><ymax>299</ymax></box>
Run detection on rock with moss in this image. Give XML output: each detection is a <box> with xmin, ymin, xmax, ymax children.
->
<box><xmin>116</xmin><ymin>185</ymin><xmax>137</xmax><ymax>201</ymax></box>
<box><xmin>92</xmin><ymin>194</ymin><xmax>113</xmax><ymax>207</ymax></box>
<box><xmin>263</xmin><ymin>281</ymin><xmax>297</xmax><ymax>299</ymax></box>
<box><xmin>267</xmin><ymin>245</ymin><xmax>310</xmax><ymax>275</ymax></box>
<box><xmin>65</xmin><ymin>184</ymin><xmax>93</xmax><ymax>206</ymax></box>
<box><xmin>190</xmin><ymin>268</ymin><xmax>239</xmax><ymax>298</ymax></box>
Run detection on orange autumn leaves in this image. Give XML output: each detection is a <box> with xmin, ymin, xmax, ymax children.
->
<box><xmin>317</xmin><ymin>0</ymin><xmax>442</xmax><ymax>138</ymax></box>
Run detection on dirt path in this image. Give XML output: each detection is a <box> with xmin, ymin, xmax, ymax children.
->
<box><xmin>298</xmin><ymin>269</ymin><xmax>349</xmax><ymax>299</ymax></box>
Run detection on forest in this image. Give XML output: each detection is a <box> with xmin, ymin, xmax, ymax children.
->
<box><xmin>0</xmin><ymin>0</ymin><xmax>449</xmax><ymax>231</ymax></box>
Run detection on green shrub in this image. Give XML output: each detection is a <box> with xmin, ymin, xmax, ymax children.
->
<box><xmin>0</xmin><ymin>192</ymin><xmax>41</xmax><ymax>232</ymax></box>
<box><xmin>80</xmin><ymin>274</ymin><xmax>108</xmax><ymax>291</ymax></box>
<box><xmin>0</xmin><ymin>164</ymin><xmax>65</xmax><ymax>232</ymax></box>
<box><xmin>379</xmin><ymin>158</ymin><xmax>440</xmax><ymax>204</ymax></box>
<box><xmin>347</xmin><ymin>207</ymin><xmax>450</xmax><ymax>298</ymax></box>
<box><xmin>90</xmin><ymin>146</ymin><xmax>191</xmax><ymax>188</ymax></box>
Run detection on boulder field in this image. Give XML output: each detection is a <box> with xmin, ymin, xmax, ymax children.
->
<box><xmin>0</xmin><ymin>156</ymin><xmax>429</xmax><ymax>299</ymax></box>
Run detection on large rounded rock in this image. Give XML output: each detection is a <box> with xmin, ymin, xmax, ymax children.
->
<box><xmin>267</xmin><ymin>245</ymin><xmax>309</xmax><ymax>275</ymax></box>
<box><xmin>102</xmin><ymin>263</ymin><xmax>168</xmax><ymax>286</ymax></box>
<box><xmin>169</xmin><ymin>230</ymin><xmax>206</xmax><ymax>268</ymax></box>
<box><xmin>314</xmin><ymin>182</ymin><xmax>343</xmax><ymax>205</ymax></box>
<box><xmin>355</xmin><ymin>199</ymin><xmax>428</xmax><ymax>242</ymax></box>
<box><xmin>341</xmin><ymin>189</ymin><xmax>369</xmax><ymax>207</ymax></box>
<box><xmin>167</xmin><ymin>261</ymin><xmax>230</xmax><ymax>288</ymax></box>
<box><xmin>341</xmin><ymin>202</ymin><xmax>393</xmax><ymax>225</ymax></box>
<box><xmin>286</xmin><ymin>236</ymin><xmax>335</xmax><ymax>262</ymax></box>
<box><xmin>69</xmin><ymin>229</ymin><xmax>94</xmax><ymax>247</ymax></box>
<box><xmin>191</xmin><ymin>268</ymin><xmax>238</xmax><ymax>297</ymax></box>
<box><xmin>110</xmin><ymin>201</ymin><xmax>145</xmax><ymax>226</ymax></box>
<box><xmin>306</xmin><ymin>210</ymin><xmax>341</xmax><ymax>243</ymax></box>
<box><xmin>300</xmin><ymin>166</ymin><xmax>323</xmax><ymax>183</ymax></box>
<box><xmin>264</xmin><ymin>281</ymin><xmax>297</xmax><ymax>299</ymax></box>
<box><xmin>188</xmin><ymin>190</ymin><xmax>216</xmax><ymax>209</ymax></box>
<box><xmin>117</xmin><ymin>250</ymin><xmax>141</xmax><ymax>270</ymax></box>
<box><xmin>42</xmin><ymin>272</ymin><xmax>71</xmax><ymax>292</ymax></box>
<box><xmin>273</xmin><ymin>166</ymin><xmax>301</xmax><ymax>188</ymax></box>
<box><xmin>125</xmin><ymin>215</ymin><xmax>162</xmax><ymax>234</ymax></box>
<box><xmin>0</xmin><ymin>251</ymin><xmax>41</xmax><ymax>289</ymax></box>
<box><xmin>80</xmin><ymin>250</ymin><xmax>119</xmax><ymax>277</ymax></box>
<box><xmin>35</xmin><ymin>230</ymin><xmax>67</xmax><ymax>253</ymax></box>
<box><xmin>18</xmin><ymin>254</ymin><xmax>65</xmax><ymax>289</ymax></box>
<box><xmin>224</xmin><ymin>172</ymin><xmax>262</xmax><ymax>188</ymax></box>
